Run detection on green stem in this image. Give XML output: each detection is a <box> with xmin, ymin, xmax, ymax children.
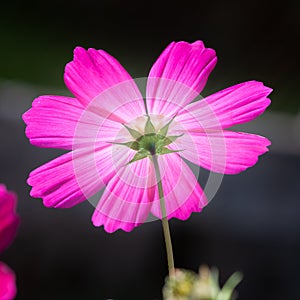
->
<box><xmin>152</xmin><ymin>154</ymin><xmax>175</xmax><ymax>277</ymax></box>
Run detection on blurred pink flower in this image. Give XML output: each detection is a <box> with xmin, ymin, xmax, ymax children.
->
<box><xmin>23</xmin><ymin>41</ymin><xmax>271</xmax><ymax>233</ymax></box>
<box><xmin>0</xmin><ymin>185</ymin><xmax>19</xmax><ymax>300</ymax></box>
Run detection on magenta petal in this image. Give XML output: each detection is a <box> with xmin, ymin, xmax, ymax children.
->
<box><xmin>92</xmin><ymin>154</ymin><xmax>156</xmax><ymax>233</ymax></box>
<box><xmin>176</xmin><ymin>81</ymin><xmax>272</xmax><ymax>129</ymax></box>
<box><xmin>0</xmin><ymin>262</ymin><xmax>16</xmax><ymax>300</ymax></box>
<box><xmin>23</xmin><ymin>95</ymin><xmax>85</xmax><ymax>150</ymax></box>
<box><xmin>64</xmin><ymin>47</ymin><xmax>145</xmax><ymax>120</ymax></box>
<box><xmin>146</xmin><ymin>41</ymin><xmax>217</xmax><ymax>115</ymax></box>
<box><xmin>151</xmin><ymin>153</ymin><xmax>207</xmax><ymax>220</ymax></box>
<box><xmin>28</xmin><ymin>150</ymin><xmax>105</xmax><ymax>208</ymax></box>
<box><xmin>0</xmin><ymin>185</ymin><xmax>19</xmax><ymax>254</ymax></box>
<box><xmin>170</xmin><ymin>130</ymin><xmax>270</xmax><ymax>174</ymax></box>
<box><xmin>28</xmin><ymin>140</ymin><xmax>131</xmax><ymax>208</ymax></box>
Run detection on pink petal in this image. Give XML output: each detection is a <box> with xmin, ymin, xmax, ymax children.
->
<box><xmin>0</xmin><ymin>262</ymin><xmax>16</xmax><ymax>300</ymax></box>
<box><xmin>28</xmin><ymin>140</ymin><xmax>132</xmax><ymax>209</ymax></box>
<box><xmin>92</xmin><ymin>152</ymin><xmax>156</xmax><ymax>233</ymax></box>
<box><xmin>176</xmin><ymin>81</ymin><xmax>272</xmax><ymax>130</ymax></box>
<box><xmin>28</xmin><ymin>149</ymin><xmax>104</xmax><ymax>208</ymax></box>
<box><xmin>151</xmin><ymin>153</ymin><xmax>207</xmax><ymax>220</ymax></box>
<box><xmin>169</xmin><ymin>130</ymin><xmax>270</xmax><ymax>174</ymax></box>
<box><xmin>23</xmin><ymin>95</ymin><xmax>85</xmax><ymax>150</ymax></box>
<box><xmin>64</xmin><ymin>47</ymin><xmax>145</xmax><ymax>121</ymax></box>
<box><xmin>23</xmin><ymin>90</ymin><xmax>140</xmax><ymax>151</ymax></box>
<box><xmin>28</xmin><ymin>152</ymin><xmax>93</xmax><ymax>208</ymax></box>
<box><xmin>146</xmin><ymin>41</ymin><xmax>217</xmax><ymax>116</ymax></box>
<box><xmin>0</xmin><ymin>185</ymin><xmax>19</xmax><ymax>254</ymax></box>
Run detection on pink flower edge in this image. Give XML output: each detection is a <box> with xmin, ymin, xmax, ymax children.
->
<box><xmin>0</xmin><ymin>262</ymin><xmax>17</xmax><ymax>300</ymax></box>
<box><xmin>0</xmin><ymin>185</ymin><xmax>19</xmax><ymax>253</ymax></box>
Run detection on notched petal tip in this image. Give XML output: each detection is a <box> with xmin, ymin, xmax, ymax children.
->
<box><xmin>91</xmin><ymin>213</ymin><xmax>136</xmax><ymax>233</ymax></box>
<box><xmin>260</xmin><ymin>83</ymin><xmax>273</xmax><ymax>96</ymax></box>
<box><xmin>87</xmin><ymin>47</ymin><xmax>109</xmax><ymax>56</ymax></box>
<box><xmin>73</xmin><ymin>46</ymin><xmax>86</xmax><ymax>57</ymax></box>
<box><xmin>245</xmin><ymin>80</ymin><xmax>273</xmax><ymax>96</ymax></box>
<box><xmin>265</xmin><ymin>97</ymin><xmax>272</xmax><ymax>109</ymax></box>
<box><xmin>147</xmin><ymin>39</ymin><xmax>218</xmax><ymax>115</ymax></box>
<box><xmin>22</xmin><ymin>109</ymin><xmax>31</xmax><ymax>124</ymax></box>
<box><xmin>171</xmin><ymin>39</ymin><xmax>217</xmax><ymax>57</ymax></box>
<box><xmin>64</xmin><ymin>46</ymin><xmax>86</xmax><ymax>78</ymax></box>
<box><xmin>191</xmin><ymin>40</ymin><xmax>204</xmax><ymax>47</ymax></box>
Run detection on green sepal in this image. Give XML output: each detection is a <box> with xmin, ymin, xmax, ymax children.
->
<box><xmin>160</xmin><ymin>147</ymin><xmax>182</xmax><ymax>155</ymax></box>
<box><xmin>123</xmin><ymin>124</ymin><xmax>142</xmax><ymax>140</ymax></box>
<box><xmin>110</xmin><ymin>141</ymin><xmax>139</xmax><ymax>150</ymax></box>
<box><xmin>158</xmin><ymin>114</ymin><xmax>176</xmax><ymax>137</ymax></box>
<box><xmin>127</xmin><ymin>149</ymin><xmax>149</xmax><ymax>164</ymax></box>
<box><xmin>162</xmin><ymin>134</ymin><xmax>183</xmax><ymax>146</ymax></box>
<box><xmin>144</xmin><ymin>115</ymin><xmax>156</xmax><ymax>134</ymax></box>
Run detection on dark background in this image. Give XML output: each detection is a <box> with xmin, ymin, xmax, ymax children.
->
<box><xmin>0</xmin><ymin>0</ymin><xmax>299</xmax><ymax>299</ymax></box>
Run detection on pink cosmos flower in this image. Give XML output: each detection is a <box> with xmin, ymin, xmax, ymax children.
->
<box><xmin>23</xmin><ymin>41</ymin><xmax>271</xmax><ymax>233</ymax></box>
<box><xmin>0</xmin><ymin>185</ymin><xmax>19</xmax><ymax>300</ymax></box>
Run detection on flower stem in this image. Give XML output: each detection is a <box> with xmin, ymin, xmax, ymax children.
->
<box><xmin>152</xmin><ymin>154</ymin><xmax>175</xmax><ymax>277</ymax></box>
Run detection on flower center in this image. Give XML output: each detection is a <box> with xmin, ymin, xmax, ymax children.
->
<box><xmin>114</xmin><ymin>115</ymin><xmax>183</xmax><ymax>164</ymax></box>
<box><xmin>137</xmin><ymin>133</ymin><xmax>157</xmax><ymax>155</ymax></box>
